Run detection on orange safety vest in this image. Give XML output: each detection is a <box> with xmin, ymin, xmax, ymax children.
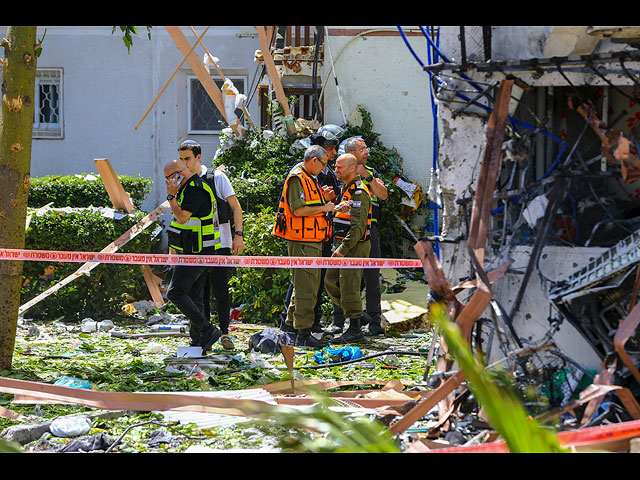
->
<box><xmin>272</xmin><ymin>164</ymin><xmax>331</xmax><ymax>242</ymax></box>
<box><xmin>333</xmin><ymin>179</ymin><xmax>372</xmax><ymax>242</ymax></box>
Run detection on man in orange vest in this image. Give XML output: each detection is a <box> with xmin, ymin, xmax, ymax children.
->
<box><xmin>324</xmin><ymin>153</ymin><xmax>372</xmax><ymax>344</ymax></box>
<box><xmin>273</xmin><ymin>145</ymin><xmax>336</xmax><ymax>348</ymax></box>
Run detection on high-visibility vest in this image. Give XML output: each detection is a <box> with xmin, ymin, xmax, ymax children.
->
<box><xmin>362</xmin><ymin>165</ymin><xmax>381</xmax><ymax>223</ymax></box>
<box><xmin>167</xmin><ymin>178</ymin><xmax>221</xmax><ymax>254</ymax></box>
<box><xmin>272</xmin><ymin>164</ymin><xmax>331</xmax><ymax>242</ymax></box>
<box><xmin>333</xmin><ymin>178</ymin><xmax>372</xmax><ymax>242</ymax></box>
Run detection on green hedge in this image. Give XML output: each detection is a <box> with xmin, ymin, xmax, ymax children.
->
<box><xmin>21</xmin><ymin>208</ymin><xmax>162</xmax><ymax>320</ymax></box>
<box><xmin>21</xmin><ymin>172</ymin><xmax>159</xmax><ymax>321</ymax></box>
<box><xmin>28</xmin><ymin>174</ymin><xmax>153</xmax><ymax>210</ymax></box>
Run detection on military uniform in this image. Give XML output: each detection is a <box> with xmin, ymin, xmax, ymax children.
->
<box><xmin>325</xmin><ymin>176</ymin><xmax>372</xmax><ymax>343</ymax></box>
<box><xmin>273</xmin><ymin>164</ymin><xmax>331</xmax><ymax>347</ymax></box>
<box><xmin>360</xmin><ymin>165</ymin><xmax>384</xmax><ymax>333</ymax></box>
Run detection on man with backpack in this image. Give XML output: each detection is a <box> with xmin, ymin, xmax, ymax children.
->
<box><xmin>178</xmin><ymin>140</ymin><xmax>244</xmax><ymax>351</ymax></box>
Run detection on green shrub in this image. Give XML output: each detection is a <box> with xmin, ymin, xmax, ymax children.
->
<box><xmin>227</xmin><ymin>206</ymin><xmax>289</xmax><ymax>325</ymax></box>
<box><xmin>21</xmin><ymin>208</ymin><xmax>162</xmax><ymax>320</ymax></box>
<box><xmin>28</xmin><ymin>174</ymin><xmax>153</xmax><ymax>210</ymax></box>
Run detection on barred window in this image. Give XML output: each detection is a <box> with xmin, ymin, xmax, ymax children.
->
<box><xmin>188</xmin><ymin>75</ymin><xmax>245</xmax><ymax>134</ymax></box>
<box><xmin>33</xmin><ymin>68</ymin><xmax>64</xmax><ymax>139</ymax></box>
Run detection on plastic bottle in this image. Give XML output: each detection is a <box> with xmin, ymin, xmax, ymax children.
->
<box><xmin>151</xmin><ymin>325</ymin><xmax>187</xmax><ymax>333</ymax></box>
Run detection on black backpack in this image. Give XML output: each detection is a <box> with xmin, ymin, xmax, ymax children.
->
<box><xmin>203</xmin><ymin>167</ymin><xmax>232</xmax><ymax>224</ymax></box>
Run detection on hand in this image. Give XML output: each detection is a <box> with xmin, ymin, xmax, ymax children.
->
<box><xmin>165</xmin><ymin>176</ymin><xmax>179</xmax><ymax>196</ymax></box>
<box><xmin>332</xmin><ymin>250</ymin><xmax>344</xmax><ymax>258</ymax></box>
<box><xmin>232</xmin><ymin>234</ymin><xmax>245</xmax><ymax>255</ymax></box>
<box><xmin>334</xmin><ymin>200</ymin><xmax>352</xmax><ymax>213</ymax></box>
<box><xmin>324</xmin><ymin>201</ymin><xmax>336</xmax><ymax>212</ymax></box>
<box><xmin>322</xmin><ymin>185</ymin><xmax>336</xmax><ymax>201</ymax></box>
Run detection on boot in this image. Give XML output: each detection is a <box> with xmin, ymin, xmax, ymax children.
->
<box><xmin>332</xmin><ymin>317</ymin><xmax>365</xmax><ymax>344</ymax></box>
<box><xmin>280</xmin><ymin>320</ymin><xmax>297</xmax><ymax>334</ymax></box>
<box><xmin>325</xmin><ymin>320</ymin><xmax>344</xmax><ymax>335</ymax></box>
<box><xmin>295</xmin><ymin>328</ymin><xmax>328</xmax><ymax>348</ymax></box>
<box><xmin>364</xmin><ymin>319</ymin><xmax>385</xmax><ymax>336</ymax></box>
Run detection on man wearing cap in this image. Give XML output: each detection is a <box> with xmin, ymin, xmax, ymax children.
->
<box><xmin>164</xmin><ymin>158</ymin><xmax>223</xmax><ymax>353</ymax></box>
<box><xmin>278</xmin><ymin>127</ymin><xmax>343</xmax><ymax>335</ymax></box>
<box><xmin>273</xmin><ymin>145</ymin><xmax>335</xmax><ymax>348</ymax></box>
<box><xmin>178</xmin><ymin>140</ymin><xmax>244</xmax><ymax>351</ymax></box>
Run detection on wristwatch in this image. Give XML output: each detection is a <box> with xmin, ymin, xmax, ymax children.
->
<box><xmin>364</xmin><ymin>174</ymin><xmax>373</xmax><ymax>182</ymax></box>
<box><xmin>234</xmin><ymin>231</ymin><xmax>244</xmax><ymax>237</ymax></box>
<box><xmin>166</xmin><ymin>194</ymin><xmax>175</xmax><ymax>201</ymax></box>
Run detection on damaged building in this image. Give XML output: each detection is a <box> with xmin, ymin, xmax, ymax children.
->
<box><xmin>403</xmin><ymin>26</ymin><xmax>640</xmax><ymax>419</ymax></box>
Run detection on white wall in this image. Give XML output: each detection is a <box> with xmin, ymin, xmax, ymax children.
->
<box><xmin>321</xmin><ymin>27</ymin><xmax>435</xmax><ymax>190</ymax></box>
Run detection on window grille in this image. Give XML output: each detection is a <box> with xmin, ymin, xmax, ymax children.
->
<box><xmin>188</xmin><ymin>75</ymin><xmax>246</xmax><ymax>134</ymax></box>
<box><xmin>33</xmin><ymin>68</ymin><xmax>63</xmax><ymax>139</ymax></box>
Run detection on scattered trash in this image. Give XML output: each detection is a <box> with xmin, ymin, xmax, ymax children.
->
<box><xmin>49</xmin><ymin>415</ymin><xmax>92</xmax><ymax>438</ymax></box>
<box><xmin>314</xmin><ymin>346</ymin><xmax>363</xmax><ymax>364</ymax></box>
<box><xmin>248</xmin><ymin>328</ymin><xmax>295</xmax><ymax>354</ymax></box>
<box><xmin>142</xmin><ymin>342</ymin><xmax>165</xmax><ymax>354</ymax></box>
<box><xmin>53</xmin><ymin>376</ymin><xmax>91</xmax><ymax>389</ymax></box>
<box><xmin>60</xmin><ymin>432</ymin><xmax>116</xmax><ymax>452</ymax></box>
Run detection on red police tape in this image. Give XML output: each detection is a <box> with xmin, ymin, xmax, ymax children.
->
<box><xmin>0</xmin><ymin>248</ymin><xmax>422</xmax><ymax>269</ymax></box>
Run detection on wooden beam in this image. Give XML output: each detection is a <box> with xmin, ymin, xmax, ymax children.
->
<box><xmin>134</xmin><ymin>26</ymin><xmax>210</xmax><ymax>131</ymax></box>
<box><xmin>94</xmin><ymin>159</ymin><xmax>134</xmax><ymax>213</ymax></box>
<box><xmin>165</xmin><ymin>26</ymin><xmax>235</xmax><ymax>135</ymax></box>
<box><xmin>256</xmin><ymin>26</ymin><xmax>297</xmax><ymax>135</ymax></box>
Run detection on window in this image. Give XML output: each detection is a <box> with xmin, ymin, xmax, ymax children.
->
<box><xmin>188</xmin><ymin>75</ymin><xmax>246</xmax><ymax>134</ymax></box>
<box><xmin>33</xmin><ymin>68</ymin><xmax>63</xmax><ymax>139</ymax></box>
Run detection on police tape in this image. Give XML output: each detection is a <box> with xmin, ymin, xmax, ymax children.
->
<box><xmin>0</xmin><ymin>248</ymin><xmax>423</xmax><ymax>269</ymax></box>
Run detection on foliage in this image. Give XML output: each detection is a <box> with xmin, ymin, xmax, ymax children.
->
<box><xmin>428</xmin><ymin>302</ymin><xmax>569</xmax><ymax>453</ymax></box>
<box><xmin>213</xmin><ymin>129</ymin><xmax>297</xmax><ymax>215</ymax></box>
<box><xmin>21</xmin><ymin>208</ymin><xmax>161</xmax><ymax>320</ymax></box>
<box><xmin>228</xmin><ymin>207</ymin><xmax>289</xmax><ymax>325</ymax></box>
<box><xmin>28</xmin><ymin>173</ymin><xmax>152</xmax><ymax>210</ymax></box>
<box><xmin>112</xmin><ymin>26</ymin><xmax>152</xmax><ymax>53</ymax></box>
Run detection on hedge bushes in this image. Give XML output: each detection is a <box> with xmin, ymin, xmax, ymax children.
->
<box><xmin>28</xmin><ymin>174</ymin><xmax>152</xmax><ymax>210</ymax></box>
<box><xmin>21</xmin><ymin>175</ymin><xmax>160</xmax><ymax>320</ymax></box>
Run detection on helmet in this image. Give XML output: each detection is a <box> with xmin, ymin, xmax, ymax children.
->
<box><xmin>310</xmin><ymin>124</ymin><xmax>345</xmax><ymax>147</ymax></box>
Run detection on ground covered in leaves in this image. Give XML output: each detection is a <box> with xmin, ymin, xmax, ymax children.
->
<box><xmin>1</xmin><ymin>308</ymin><xmax>438</xmax><ymax>453</ymax></box>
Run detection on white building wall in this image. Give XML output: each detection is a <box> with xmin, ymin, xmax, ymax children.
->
<box><xmin>321</xmin><ymin>27</ymin><xmax>435</xmax><ymax>190</ymax></box>
<box><xmin>0</xmin><ymin>25</ymin><xmax>261</xmax><ymax>212</ymax></box>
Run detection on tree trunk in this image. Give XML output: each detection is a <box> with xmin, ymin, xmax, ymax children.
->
<box><xmin>0</xmin><ymin>26</ymin><xmax>38</xmax><ymax>370</ymax></box>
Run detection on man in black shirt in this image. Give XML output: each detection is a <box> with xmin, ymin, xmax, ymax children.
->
<box><xmin>164</xmin><ymin>158</ymin><xmax>222</xmax><ymax>353</ymax></box>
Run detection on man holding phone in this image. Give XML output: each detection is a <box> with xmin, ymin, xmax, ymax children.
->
<box><xmin>164</xmin><ymin>158</ymin><xmax>222</xmax><ymax>353</ymax></box>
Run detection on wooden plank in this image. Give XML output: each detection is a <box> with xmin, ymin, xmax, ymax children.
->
<box><xmin>134</xmin><ymin>25</ymin><xmax>210</xmax><ymax>131</ymax></box>
<box><xmin>256</xmin><ymin>26</ymin><xmax>297</xmax><ymax>135</ymax></box>
<box><xmin>94</xmin><ymin>159</ymin><xmax>134</xmax><ymax>213</ymax></box>
<box><xmin>165</xmin><ymin>26</ymin><xmax>233</xmax><ymax>133</ymax></box>
<box><xmin>18</xmin><ymin>201</ymin><xmax>170</xmax><ymax>315</ymax></box>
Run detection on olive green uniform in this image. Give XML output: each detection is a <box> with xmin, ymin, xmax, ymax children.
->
<box><xmin>284</xmin><ymin>175</ymin><xmax>324</xmax><ymax>331</ymax></box>
<box><xmin>325</xmin><ymin>177</ymin><xmax>371</xmax><ymax>320</ymax></box>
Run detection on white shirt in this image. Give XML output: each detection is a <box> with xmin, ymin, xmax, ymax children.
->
<box><xmin>200</xmin><ymin>165</ymin><xmax>236</xmax><ymax>249</ymax></box>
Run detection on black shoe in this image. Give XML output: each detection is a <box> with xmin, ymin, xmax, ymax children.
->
<box><xmin>295</xmin><ymin>328</ymin><xmax>328</xmax><ymax>348</ymax></box>
<box><xmin>324</xmin><ymin>323</ymin><xmax>344</xmax><ymax>335</ymax></box>
<box><xmin>201</xmin><ymin>327</ymin><xmax>222</xmax><ymax>353</ymax></box>
<box><xmin>332</xmin><ymin>318</ymin><xmax>364</xmax><ymax>344</ymax></box>
<box><xmin>364</xmin><ymin>322</ymin><xmax>385</xmax><ymax>336</ymax></box>
<box><xmin>280</xmin><ymin>321</ymin><xmax>297</xmax><ymax>334</ymax></box>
